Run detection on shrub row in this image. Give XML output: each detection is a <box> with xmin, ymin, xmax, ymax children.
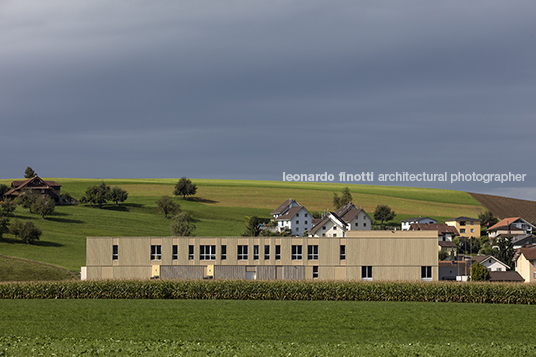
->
<box><xmin>0</xmin><ymin>280</ymin><xmax>535</xmax><ymax>304</ymax></box>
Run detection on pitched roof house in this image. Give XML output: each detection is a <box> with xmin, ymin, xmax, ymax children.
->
<box><xmin>270</xmin><ymin>199</ymin><xmax>301</xmax><ymax>219</ymax></box>
<box><xmin>401</xmin><ymin>217</ymin><xmax>437</xmax><ymax>231</ymax></box>
<box><xmin>334</xmin><ymin>203</ymin><xmax>373</xmax><ymax>231</ymax></box>
<box><xmin>445</xmin><ymin>216</ymin><xmax>481</xmax><ymax>238</ymax></box>
<box><xmin>275</xmin><ymin>205</ymin><xmax>312</xmax><ymax>236</ymax></box>
<box><xmin>4</xmin><ymin>175</ymin><xmax>62</xmax><ymax>203</ymax></box>
<box><xmin>468</xmin><ymin>255</ymin><xmax>510</xmax><ymax>272</ymax></box>
<box><xmin>309</xmin><ymin>211</ymin><xmax>348</xmax><ymax>237</ymax></box>
<box><xmin>487</xmin><ymin>217</ymin><xmax>535</xmax><ymax>238</ymax></box>
<box><xmin>514</xmin><ymin>246</ymin><xmax>536</xmax><ymax>283</ymax></box>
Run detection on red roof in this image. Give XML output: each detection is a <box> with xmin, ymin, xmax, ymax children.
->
<box><xmin>488</xmin><ymin>217</ymin><xmax>522</xmax><ymax>231</ymax></box>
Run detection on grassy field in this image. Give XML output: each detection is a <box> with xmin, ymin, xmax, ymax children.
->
<box><xmin>0</xmin><ymin>178</ymin><xmax>484</xmax><ymax>272</ymax></box>
<box><xmin>0</xmin><ymin>299</ymin><xmax>534</xmax><ymax>356</ymax></box>
<box><xmin>0</xmin><ymin>255</ymin><xmax>75</xmax><ymax>282</ymax></box>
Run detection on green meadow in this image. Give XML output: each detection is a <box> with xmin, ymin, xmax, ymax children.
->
<box><xmin>0</xmin><ymin>299</ymin><xmax>534</xmax><ymax>356</ymax></box>
<box><xmin>0</xmin><ymin>178</ymin><xmax>484</xmax><ymax>272</ymax></box>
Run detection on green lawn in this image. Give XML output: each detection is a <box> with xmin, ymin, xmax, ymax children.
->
<box><xmin>0</xmin><ymin>299</ymin><xmax>533</xmax><ymax>356</ymax></box>
<box><xmin>0</xmin><ymin>178</ymin><xmax>484</xmax><ymax>273</ymax></box>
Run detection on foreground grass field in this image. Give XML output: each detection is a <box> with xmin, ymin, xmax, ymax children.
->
<box><xmin>0</xmin><ymin>178</ymin><xmax>484</xmax><ymax>272</ymax></box>
<box><xmin>0</xmin><ymin>299</ymin><xmax>534</xmax><ymax>356</ymax></box>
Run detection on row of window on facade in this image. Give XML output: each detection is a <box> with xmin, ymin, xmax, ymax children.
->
<box><xmin>111</xmin><ymin>245</ymin><xmax>432</xmax><ymax>281</ymax></box>
<box><xmin>112</xmin><ymin>244</ymin><xmax>347</xmax><ymax>262</ymax></box>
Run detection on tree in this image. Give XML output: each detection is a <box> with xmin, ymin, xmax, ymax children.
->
<box><xmin>243</xmin><ymin>216</ymin><xmax>261</xmax><ymax>237</ymax></box>
<box><xmin>24</xmin><ymin>167</ymin><xmax>36</xmax><ymax>178</ymax></box>
<box><xmin>60</xmin><ymin>192</ymin><xmax>76</xmax><ymax>204</ymax></box>
<box><xmin>471</xmin><ymin>262</ymin><xmax>490</xmax><ymax>281</ymax></box>
<box><xmin>0</xmin><ymin>199</ymin><xmax>17</xmax><ymax>216</ymax></box>
<box><xmin>333</xmin><ymin>187</ymin><xmax>353</xmax><ymax>210</ymax></box>
<box><xmin>496</xmin><ymin>236</ymin><xmax>514</xmax><ymax>270</ymax></box>
<box><xmin>32</xmin><ymin>195</ymin><xmax>56</xmax><ymax>219</ymax></box>
<box><xmin>9</xmin><ymin>218</ymin><xmax>23</xmax><ymax>239</ymax></box>
<box><xmin>156</xmin><ymin>196</ymin><xmax>180</xmax><ymax>218</ymax></box>
<box><xmin>0</xmin><ymin>184</ymin><xmax>9</xmax><ymax>198</ymax></box>
<box><xmin>479</xmin><ymin>210</ymin><xmax>499</xmax><ymax>230</ymax></box>
<box><xmin>107</xmin><ymin>187</ymin><xmax>129</xmax><ymax>205</ymax></box>
<box><xmin>0</xmin><ymin>212</ymin><xmax>8</xmax><ymax>240</ymax></box>
<box><xmin>438</xmin><ymin>250</ymin><xmax>449</xmax><ymax>261</ymax></box>
<box><xmin>20</xmin><ymin>220</ymin><xmax>42</xmax><ymax>244</ymax></box>
<box><xmin>82</xmin><ymin>182</ymin><xmax>110</xmax><ymax>207</ymax></box>
<box><xmin>170</xmin><ymin>212</ymin><xmax>196</xmax><ymax>236</ymax></box>
<box><xmin>373</xmin><ymin>205</ymin><xmax>396</xmax><ymax>230</ymax></box>
<box><xmin>16</xmin><ymin>190</ymin><xmax>39</xmax><ymax>213</ymax></box>
<box><xmin>174</xmin><ymin>177</ymin><xmax>198</xmax><ymax>199</ymax></box>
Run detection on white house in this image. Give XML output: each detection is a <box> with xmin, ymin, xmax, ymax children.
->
<box><xmin>487</xmin><ymin>217</ymin><xmax>535</xmax><ymax>238</ymax></box>
<box><xmin>270</xmin><ymin>199</ymin><xmax>302</xmax><ymax>220</ymax></box>
<box><xmin>275</xmin><ymin>205</ymin><xmax>312</xmax><ymax>236</ymax></box>
<box><xmin>309</xmin><ymin>211</ymin><xmax>348</xmax><ymax>237</ymax></box>
<box><xmin>335</xmin><ymin>203</ymin><xmax>373</xmax><ymax>231</ymax></box>
<box><xmin>469</xmin><ymin>255</ymin><xmax>510</xmax><ymax>272</ymax></box>
<box><xmin>401</xmin><ymin>217</ymin><xmax>437</xmax><ymax>231</ymax></box>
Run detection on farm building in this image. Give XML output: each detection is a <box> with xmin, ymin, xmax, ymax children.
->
<box><xmin>82</xmin><ymin>230</ymin><xmax>438</xmax><ymax>282</ymax></box>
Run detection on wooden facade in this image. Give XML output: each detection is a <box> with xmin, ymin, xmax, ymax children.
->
<box><xmin>83</xmin><ymin>231</ymin><xmax>438</xmax><ymax>281</ymax></box>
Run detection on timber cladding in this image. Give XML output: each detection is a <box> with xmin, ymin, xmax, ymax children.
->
<box><xmin>85</xmin><ymin>231</ymin><xmax>438</xmax><ymax>281</ymax></box>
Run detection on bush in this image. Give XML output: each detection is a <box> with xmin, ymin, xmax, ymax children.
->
<box><xmin>20</xmin><ymin>221</ymin><xmax>42</xmax><ymax>244</ymax></box>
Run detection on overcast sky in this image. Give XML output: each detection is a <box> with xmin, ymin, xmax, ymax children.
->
<box><xmin>1</xmin><ymin>1</ymin><xmax>535</xmax><ymax>199</ymax></box>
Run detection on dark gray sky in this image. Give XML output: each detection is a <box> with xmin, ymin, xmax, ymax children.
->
<box><xmin>2</xmin><ymin>1</ymin><xmax>535</xmax><ymax>199</ymax></box>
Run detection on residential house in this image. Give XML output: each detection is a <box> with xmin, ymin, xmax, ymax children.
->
<box><xmin>468</xmin><ymin>255</ymin><xmax>510</xmax><ymax>272</ymax></box>
<box><xmin>309</xmin><ymin>211</ymin><xmax>348</xmax><ymax>237</ymax></box>
<box><xmin>438</xmin><ymin>261</ymin><xmax>469</xmax><ymax>281</ymax></box>
<box><xmin>334</xmin><ymin>203</ymin><xmax>373</xmax><ymax>231</ymax></box>
<box><xmin>270</xmin><ymin>199</ymin><xmax>301</xmax><ymax>220</ymax></box>
<box><xmin>82</xmin><ymin>230</ymin><xmax>439</xmax><ymax>282</ymax></box>
<box><xmin>514</xmin><ymin>246</ymin><xmax>536</xmax><ymax>283</ymax></box>
<box><xmin>275</xmin><ymin>206</ymin><xmax>312</xmax><ymax>236</ymax></box>
<box><xmin>445</xmin><ymin>216</ymin><xmax>481</xmax><ymax>238</ymax></box>
<box><xmin>3</xmin><ymin>175</ymin><xmax>62</xmax><ymax>203</ymax></box>
<box><xmin>408</xmin><ymin>223</ymin><xmax>459</xmax><ymax>255</ymax></box>
<box><xmin>487</xmin><ymin>217</ymin><xmax>535</xmax><ymax>239</ymax></box>
<box><xmin>512</xmin><ymin>234</ymin><xmax>536</xmax><ymax>249</ymax></box>
<box><xmin>401</xmin><ymin>217</ymin><xmax>437</xmax><ymax>231</ymax></box>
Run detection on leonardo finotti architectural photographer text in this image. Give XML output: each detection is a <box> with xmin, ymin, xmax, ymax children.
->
<box><xmin>282</xmin><ymin>171</ymin><xmax>527</xmax><ymax>184</ymax></box>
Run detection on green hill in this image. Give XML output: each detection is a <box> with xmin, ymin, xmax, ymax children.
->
<box><xmin>0</xmin><ymin>178</ymin><xmax>484</xmax><ymax>274</ymax></box>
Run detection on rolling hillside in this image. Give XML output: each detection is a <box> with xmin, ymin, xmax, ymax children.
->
<box><xmin>1</xmin><ymin>178</ymin><xmax>485</xmax><ymax>273</ymax></box>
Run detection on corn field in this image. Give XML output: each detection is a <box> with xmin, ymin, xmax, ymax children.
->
<box><xmin>0</xmin><ymin>280</ymin><xmax>535</xmax><ymax>304</ymax></box>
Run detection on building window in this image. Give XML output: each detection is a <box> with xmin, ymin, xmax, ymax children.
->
<box><xmin>296</xmin><ymin>227</ymin><xmax>299</xmax><ymax>232</ymax></box>
<box><xmin>291</xmin><ymin>245</ymin><xmax>302</xmax><ymax>260</ymax></box>
<box><xmin>363</xmin><ymin>223</ymin><xmax>366</xmax><ymax>227</ymax></box>
<box><xmin>275</xmin><ymin>245</ymin><xmax>281</xmax><ymax>260</ymax></box>
<box><xmin>460</xmin><ymin>229</ymin><xmax>466</xmax><ymax>233</ymax></box>
<box><xmin>200</xmin><ymin>245</ymin><xmax>216</xmax><ymax>260</ymax></box>
<box><xmin>151</xmin><ymin>245</ymin><xmax>162</xmax><ymax>260</ymax></box>
<box><xmin>112</xmin><ymin>245</ymin><xmax>118</xmax><ymax>261</ymax></box>
<box><xmin>313</xmin><ymin>266</ymin><xmax>319</xmax><ymax>279</ymax></box>
<box><xmin>307</xmin><ymin>245</ymin><xmax>318</xmax><ymax>260</ymax></box>
<box><xmin>305</xmin><ymin>213</ymin><xmax>308</xmax><ymax>217</ymax></box>
<box><xmin>254</xmin><ymin>245</ymin><xmax>259</xmax><ymax>260</ymax></box>
<box><xmin>296</xmin><ymin>221</ymin><xmax>299</xmax><ymax>224</ymax></box>
<box><xmin>304</xmin><ymin>221</ymin><xmax>308</xmax><ymax>225</ymax></box>
<box><xmin>421</xmin><ymin>266</ymin><xmax>432</xmax><ymax>281</ymax></box>
<box><xmin>296</xmin><ymin>213</ymin><xmax>299</xmax><ymax>217</ymax></box>
<box><xmin>264</xmin><ymin>245</ymin><xmax>270</xmax><ymax>260</ymax></box>
<box><xmin>221</xmin><ymin>245</ymin><xmax>227</xmax><ymax>260</ymax></box>
<box><xmin>471</xmin><ymin>229</ymin><xmax>474</xmax><ymax>233</ymax></box>
<box><xmin>333</xmin><ymin>226</ymin><xmax>337</xmax><ymax>230</ymax></box>
<box><xmin>237</xmin><ymin>245</ymin><xmax>248</xmax><ymax>260</ymax></box>
<box><xmin>460</xmin><ymin>221</ymin><xmax>466</xmax><ymax>226</ymax></box>
<box><xmin>172</xmin><ymin>245</ymin><xmax>178</xmax><ymax>260</ymax></box>
<box><xmin>323</xmin><ymin>226</ymin><xmax>326</xmax><ymax>230</ymax></box>
<box><xmin>340</xmin><ymin>245</ymin><xmax>346</xmax><ymax>260</ymax></box>
<box><xmin>188</xmin><ymin>245</ymin><xmax>194</xmax><ymax>260</ymax></box>
<box><xmin>355</xmin><ymin>223</ymin><xmax>358</xmax><ymax>227</ymax></box>
<box><xmin>333</xmin><ymin>234</ymin><xmax>337</xmax><ymax>237</ymax></box>
<box><xmin>362</xmin><ymin>266</ymin><xmax>372</xmax><ymax>280</ymax></box>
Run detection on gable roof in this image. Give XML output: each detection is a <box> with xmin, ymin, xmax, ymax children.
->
<box><xmin>5</xmin><ymin>176</ymin><xmax>61</xmax><ymax>197</ymax></box>
<box><xmin>468</xmin><ymin>255</ymin><xmax>510</xmax><ymax>270</ymax></box>
<box><xmin>445</xmin><ymin>216</ymin><xmax>481</xmax><ymax>222</ymax></box>
<box><xmin>335</xmin><ymin>202</ymin><xmax>374</xmax><ymax>224</ymax></box>
<box><xmin>409</xmin><ymin>223</ymin><xmax>459</xmax><ymax>236</ymax></box>
<box><xmin>518</xmin><ymin>247</ymin><xmax>536</xmax><ymax>261</ymax></box>
<box><xmin>309</xmin><ymin>212</ymin><xmax>346</xmax><ymax>235</ymax></box>
<box><xmin>270</xmin><ymin>199</ymin><xmax>299</xmax><ymax>215</ymax></box>
<box><xmin>489</xmin><ymin>271</ymin><xmax>524</xmax><ymax>282</ymax></box>
<box><xmin>275</xmin><ymin>206</ymin><xmax>307</xmax><ymax>221</ymax></box>
<box><xmin>488</xmin><ymin>217</ymin><xmax>535</xmax><ymax>231</ymax></box>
